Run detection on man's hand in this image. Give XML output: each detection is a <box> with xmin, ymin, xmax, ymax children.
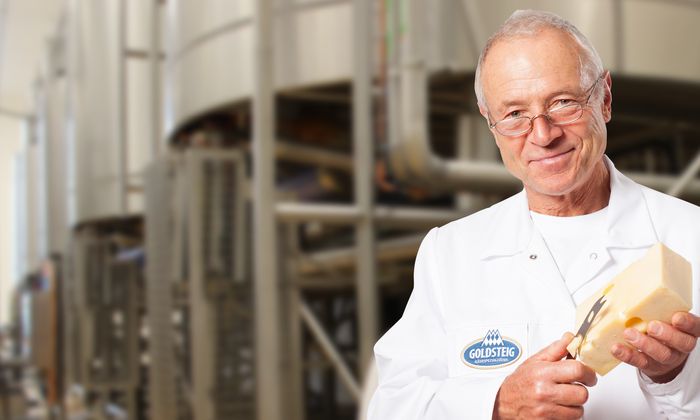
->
<box><xmin>493</xmin><ymin>333</ymin><xmax>597</xmax><ymax>420</ymax></box>
<box><xmin>612</xmin><ymin>312</ymin><xmax>700</xmax><ymax>383</ymax></box>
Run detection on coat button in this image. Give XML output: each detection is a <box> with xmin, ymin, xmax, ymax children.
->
<box><xmin>590</xmin><ymin>252</ymin><xmax>598</xmax><ymax>260</ymax></box>
<box><xmin>529</xmin><ymin>254</ymin><xmax>537</xmax><ymax>260</ymax></box>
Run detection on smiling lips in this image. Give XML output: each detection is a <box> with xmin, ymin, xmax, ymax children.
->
<box><xmin>529</xmin><ymin>148</ymin><xmax>574</xmax><ymax>166</ymax></box>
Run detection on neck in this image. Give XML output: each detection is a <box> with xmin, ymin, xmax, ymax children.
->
<box><xmin>527</xmin><ymin>160</ymin><xmax>610</xmax><ymax>216</ymax></box>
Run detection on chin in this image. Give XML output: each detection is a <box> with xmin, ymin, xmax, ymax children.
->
<box><xmin>526</xmin><ymin>178</ymin><xmax>579</xmax><ymax>197</ymax></box>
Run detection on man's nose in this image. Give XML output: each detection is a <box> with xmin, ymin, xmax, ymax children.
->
<box><xmin>529</xmin><ymin>114</ymin><xmax>563</xmax><ymax>146</ymax></box>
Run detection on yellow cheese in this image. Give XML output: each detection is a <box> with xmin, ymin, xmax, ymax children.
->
<box><xmin>567</xmin><ymin>243</ymin><xmax>692</xmax><ymax>376</ymax></box>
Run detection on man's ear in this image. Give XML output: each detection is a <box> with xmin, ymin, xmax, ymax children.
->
<box><xmin>601</xmin><ymin>70</ymin><xmax>612</xmax><ymax>123</ymax></box>
<box><xmin>478</xmin><ymin>103</ymin><xmax>488</xmax><ymax>119</ymax></box>
<box><xmin>478</xmin><ymin>104</ymin><xmax>493</xmax><ymax>126</ymax></box>
<box><xmin>478</xmin><ymin>104</ymin><xmax>498</xmax><ymax>137</ymax></box>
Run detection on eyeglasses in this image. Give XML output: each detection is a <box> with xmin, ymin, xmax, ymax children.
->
<box><xmin>488</xmin><ymin>75</ymin><xmax>604</xmax><ymax>137</ymax></box>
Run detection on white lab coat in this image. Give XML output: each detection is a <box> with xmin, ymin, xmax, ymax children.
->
<box><xmin>369</xmin><ymin>157</ymin><xmax>700</xmax><ymax>419</ymax></box>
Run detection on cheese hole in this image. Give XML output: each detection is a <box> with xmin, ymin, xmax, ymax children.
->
<box><xmin>625</xmin><ymin>317</ymin><xmax>647</xmax><ymax>332</ymax></box>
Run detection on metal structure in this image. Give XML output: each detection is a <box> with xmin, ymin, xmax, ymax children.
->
<box><xmin>146</xmin><ymin>150</ymin><xmax>254</xmax><ymax>420</ymax></box>
<box><xmin>64</xmin><ymin>225</ymin><xmax>147</xmax><ymax>419</ymax></box>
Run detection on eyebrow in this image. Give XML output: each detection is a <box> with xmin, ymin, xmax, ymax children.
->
<box><xmin>496</xmin><ymin>86</ymin><xmax>584</xmax><ymax>112</ymax></box>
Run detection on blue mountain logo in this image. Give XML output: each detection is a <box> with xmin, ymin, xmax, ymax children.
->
<box><xmin>462</xmin><ymin>329</ymin><xmax>522</xmax><ymax>369</ymax></box>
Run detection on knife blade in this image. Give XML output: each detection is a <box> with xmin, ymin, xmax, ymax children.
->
<box><xmin>567</xmin><ymin>293</ymin><xmax>608</xmax><ymax>359</ymax></box>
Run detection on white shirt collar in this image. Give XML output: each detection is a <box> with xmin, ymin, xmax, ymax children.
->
<box><xmin>479</xmin><ymin>155</ymin><xmax>658</xmax><ymax>260</ymax></box>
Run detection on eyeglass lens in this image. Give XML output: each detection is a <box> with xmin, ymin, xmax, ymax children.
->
<box><xmin>495</xmin><ymin>104</ymin><xmax>584</xmax><ymax>136</ymax></box>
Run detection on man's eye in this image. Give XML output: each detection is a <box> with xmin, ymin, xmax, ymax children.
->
<box><xmin>553</xmin><ymin>99</ymin><xmax>575</xmax><ymax>108</ymax></box>
<box><xmin>504</xmin><ymin>110</ymin><xmax>523</xmax><ymax>119</ymax></box>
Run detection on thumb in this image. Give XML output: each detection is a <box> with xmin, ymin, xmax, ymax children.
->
<box><xmin>533</xmin><ymin>332</ymin><xmax>574</xmax><ymax>362</ymax></box>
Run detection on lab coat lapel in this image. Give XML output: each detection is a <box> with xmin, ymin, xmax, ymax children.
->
<box><xmin>604</xmin><ymin>157</ymin><xmax>659</xmax><ymax>250</ymax></box>
<box><xmin>559</xmin><ymin>157</ymin><xmax>658</xmax><ymax>294</ymax></box>
<box><xmin>477</xmin><ymin>156</ymin><xmax>658</xmax><ymax>312</ymax></box>
<box><xmin>519</xmin><ymin>229</ymin><xmax>577</xmax><ymax>311</ymax></box>
<box><xmin>480</xmin><ymin>190</ymin><xmax>575</xmax><ymax>312</ymax></box>
<box><xmin>563</xmin><ymin>245</ymin><xmax>613</xmax><ymax>295</ymax></box>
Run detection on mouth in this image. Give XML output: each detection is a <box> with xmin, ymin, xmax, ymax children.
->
<box><xmin>529</xmin><ymin>148</ymin><xmax>575</xmax><ymax>166</ymax></box>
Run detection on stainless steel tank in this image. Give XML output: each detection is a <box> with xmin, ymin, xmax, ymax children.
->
<box><xmin>34</xmin><ymin>37</ymin><xmax>69</xmax><ymax>257</ymax></box>
<box><xmin>164</xmin><ymin>0</ymin><xmax>700</xmax><ymax>139</ymax></box>
<box><xmin>163</xmin><ymin>0</ymin><xmax>476</xmax><ymax>136</ymax></box>
<box><xmin>64</xmin><ymin>0</ymin><xmax>153</xmax><ymax>223</ymax></box>
<box><xmin>461</xmin><ymin>0</ymin><xmax>700</xmax><ymax>80</ymax></box>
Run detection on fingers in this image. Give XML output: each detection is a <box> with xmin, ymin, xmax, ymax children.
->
<box><xmin>611</xmin><ymin>342</ymin><xmax>665</xmax><ymax>372</ymax></box>
<box><xmin>496</xmin><ymin>336</ymin><xmax>592</xmax><ymax>420</ymax></box>
<box><xmin>534</xmin><ymin>332</ymin><xmax>575</xmax><ymax>362</ymax></box>
<box><xmin>552</xmin><ymin>406</ymin><xmax>584</xmax><ymax>420</ymax></box>
<box><xmin>529</xmin><ymin>386</ymin><xmax>586</xmax><ymax>420</ymax></box>
<box><xmin>623</xmin><ymin>328</ymin><xmax>685</xmax><ymax>365</ymax></box>
<box><xmin>612</xmin><ymin>314</ymin><xmax>699</xmax><ymax>379</ymax></box>
<box><xmin>531</xmin><ymin>404</ymin><xmax>584</xmax><ymax>420</ymax></box>
<box><xmin>647</xmin><ymin>320</ymin><xmax>697</xmax><ymax>354</ymax></box>
<box><xmin>550</xmin><ymin>359</ymin><xmax>598</xmax><ymax>387</ymax></box>
<box><xmin>612</xmin><ymin>332</ymin><xmax>688</xmax><ymax>385</ymax></box>
<box><xmin>672</xmin><ymin>312</ymin><xmax>700</xmax><ymax>338</ymax></box>
<box><xmin>549</xmin><ymin>384</ymin><xmax>589</xmax><ymax>406</ymax></box>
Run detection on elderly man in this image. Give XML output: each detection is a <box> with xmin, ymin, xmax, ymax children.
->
<box><xmin>368</xmin><ymin>9</ymin><xmax>700</xmax><ymax>420</ymax></box>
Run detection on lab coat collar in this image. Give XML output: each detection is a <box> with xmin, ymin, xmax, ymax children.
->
<box><xmin>479</xmin><ymin>189</ymin><xmax>533</xmax><ymax>259</ymax></box>
<box><xmin>479</xmin><ymin>155</ymin><xmax>658</xmax><ymax>260</ymax></box>
<box><xmin>604</xmin><ymin>156</ymin><xmax>659</xmax><ymax>249</ymax></box>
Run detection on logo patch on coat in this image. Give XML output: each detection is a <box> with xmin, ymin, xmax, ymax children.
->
<box><xmin>461</xmin><ymin>329</ymin><xmax>522</xmax><ymax>369</ymax></box>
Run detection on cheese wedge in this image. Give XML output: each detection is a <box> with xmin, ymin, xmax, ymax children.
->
<box><xmin>567</xmin><ymin>243</ymin><xmax>692</xmax><ymax>375</ymax></box>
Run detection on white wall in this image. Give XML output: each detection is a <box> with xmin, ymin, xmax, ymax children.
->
<box><xmin>0</xmin><ymin>115</ymin><xmax>25</xmax><ymax>325</ymax></box>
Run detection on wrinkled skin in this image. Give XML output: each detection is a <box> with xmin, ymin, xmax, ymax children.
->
<box><xmin>480</xmin><ymin>28</ymin><xmax>612</xmax><ymax>216</ymax></box>
<box><xmin>612</xmin><ymin>312</ymin><xmax>700</xmax><ymax>383</ymax></box>
<box><xmin>493</xmin><ymin>333</ymin><xmax>597</xmax><ymax>420</ymax></box>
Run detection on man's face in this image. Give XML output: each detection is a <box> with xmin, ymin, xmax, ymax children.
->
<box><xmin>480</xmin><ymin>29</ymin><xmax>612</xmax><ymax>198</ymax></box>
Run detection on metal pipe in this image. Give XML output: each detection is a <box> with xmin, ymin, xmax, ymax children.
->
<box><xmin>631</xmin><ymin>172</ymin><xmax>700</xmax><ymax>200</ymax></box>
<box><xmin>667</xmin><ymin>150</ymin><xmax>700</xmax><ymax>197</ymax></box>
<box><xmin>117</xmin><ymin>0</ymin><xmax>128</xmax><ymax>214</ymax></box>
<box><xmin>372</xmin><ymin>206</ymin><xmax>466</xmax><ymax>228</ymax></box>
<box><xmin>299</xmin><ymin>300</ymin><xmax>362</xmax><ymax>402</ymax></box>
<box><xmin>275</xmin><ymin>141</ymin><xmax>354</xmax><ymax>171</ymax></box>
<box><xmin>149</xmin><ymin>0</ymin><xmax>161</xmax><ymax>158</ymax></box>
<box><xmin>354</xmin><ymin>0</ymin><xmax>379</xmax><ymax>375</ymax></box>
<box><xmin>252</xmin><ymin>1</ymin><xmax>284</xmax><ymax>419</ymax></box>
<box><xmin>389</xmin><ymin>0</ymin><xmax>497</xmax><ymax>189</ymax></box>
<box><xmin>276</xmin><ymin>202</ymin><xmax>465</xmax><ymax>226</ymax></box>
<box><xmin>442</xmin><ymin>160</ymin><xmax>520</xmax><ymax>192</ymax></box>
<box><xmin>298</xmin><ymin>234</ymin><xmax>425</xmax><ymax>275</ymax></box>
<box><xmin>389</xmin><ymin>0</ymin><xmax>434</xmax><ymax>182</ymax></box>
<box><xmin>390</xmin><ymin>0</ymin><xmax>510</xmax><ymax>190</ymax></box>
<box><xmin>277</xmin><ymin>202</ymin><xmax>361</xmax><ymax>223</ymax></box>
<box><xmin>0</xmin><ymin>107</ymin><xmax>32</xmax><ymax>119</ymax></box>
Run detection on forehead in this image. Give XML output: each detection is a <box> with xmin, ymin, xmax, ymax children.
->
<box><xmin>481</xmin><ymin>28</ymin><xmax>584</xmax><ymax>110</ymax></box>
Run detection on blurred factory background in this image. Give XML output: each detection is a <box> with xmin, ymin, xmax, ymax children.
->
<box><xmin>1</xmin><ymin>0</ymin><xmax>700</xmax><ymax>419</ymax></box>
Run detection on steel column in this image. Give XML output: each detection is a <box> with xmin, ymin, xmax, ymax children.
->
<box><xmin>354</xmin><ymin>0</ymin><xmax>379</xmax><ymax>377</ymax></box>
<box><xmin>117</xmin><ymin>0</ymin><xmax>128</xmax><ymax>214</ymax></box>
<box><xmin>253</xmin><ymin>1</ymin><xmax>284</xmax><ymax>420</ymax></box>
<box><xmin>283</xmin><ymin>225</ymin><xmax>304</xmax><ymax>420</ymax></box>
<box><xmin>149</xmin><ymin>0</ymin><xmax>161</xmax><ymax>157</ymax></box>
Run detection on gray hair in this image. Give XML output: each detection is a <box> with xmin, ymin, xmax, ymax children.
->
<box><xmin>474</xmin><ymin>9</ymin><xmax>604</xmax><ymax>110</ymax></box>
